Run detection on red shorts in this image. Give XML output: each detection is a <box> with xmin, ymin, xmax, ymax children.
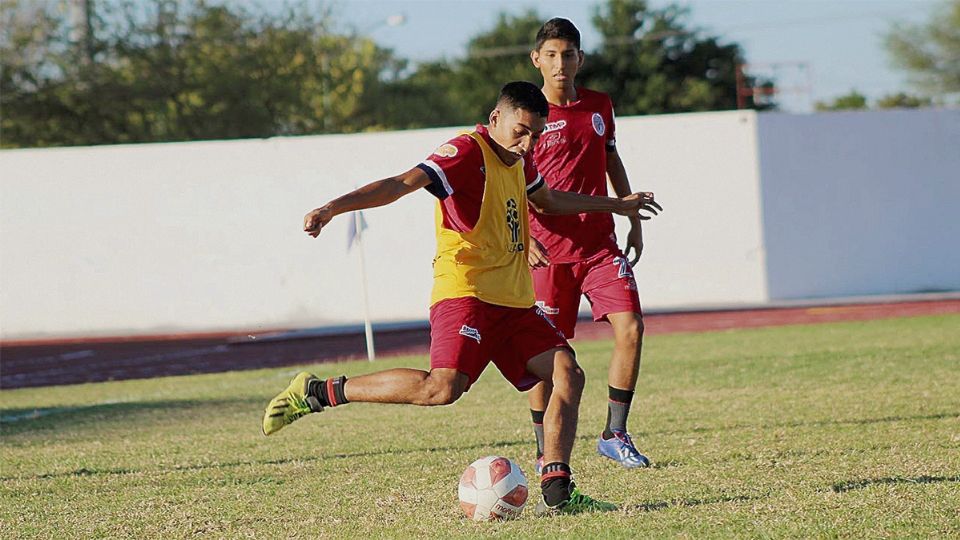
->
<box><xmin>429</xmin><ymin>296</ymin><xmax>571</xmax><ymax>392</ymax></box>
<box><xmin>531</xmin><ymin>248</ymin><xmax>643</xmax><ymax>338</ymax></box>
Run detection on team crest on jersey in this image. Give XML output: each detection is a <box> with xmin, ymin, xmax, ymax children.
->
<box><xmin>434</xmin><ymin>143</ymin><xmax>458</xmax><ymax>158</ymax></box>
<box><xmin>544</xmin><ymin>120</ymin><xmax>567</xmax><ymax>133</ymax></box>
<box><xmin>459</xmin><ymin>325</ymin><xmax>481</xmax><ymax>343</ymax></box>
<box><xmin>592</xmin><ymin>113</ymin><xmax>605</xmax><ymax>136</ymax></box>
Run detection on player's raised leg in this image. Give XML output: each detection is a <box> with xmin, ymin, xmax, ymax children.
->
<box><xmin>261</xmin><ymin>368</ymin><xmax>468</xmax><ymax>435</ymax></box>
<box><xmin>597</xmin><ymin>310</ymin><xmax>650</xmax><ymax>468</ymax></box>
<box><xmin>525</xmin><ymin>347</ymin><xmax>617</xmax><ymax>514</ymax></box>
<box><xmin>342</xmin><ymin>367</ymin><xmax>469</xmax><ymax>405</ymax></box>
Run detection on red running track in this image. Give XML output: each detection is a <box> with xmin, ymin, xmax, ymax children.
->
<box><xmin>2</xmin><ymin>299</ymin><xmax>957</xmax><ymax>389</ymax></box>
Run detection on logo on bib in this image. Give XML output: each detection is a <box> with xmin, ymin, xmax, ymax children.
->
<box><xmin>591</xmin><ymin>113</ymin><xmax>605</xmax><ymax>136</ymax></box>
<box><xmin>505</xmin><ymin>198</ymin><xmax>524</xmax><ymax>253</ymax></box>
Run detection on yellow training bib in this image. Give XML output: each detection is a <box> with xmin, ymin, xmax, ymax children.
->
<box><xmin>430</xmin><ymin>132</ymin><xmax>535</xmax><ymax>308</ymax></box>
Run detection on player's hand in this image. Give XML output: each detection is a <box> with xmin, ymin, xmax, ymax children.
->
<box><xmin>303</xmin><ymin>206</ymin><xmax>334</xmax><ymax>237</ymax></box>
<box><xmin>616</xmin><ymin>192</ymin><xmax>662</xmax><ymax>219</ymax></box>
<box><xmin>528</xmin><ymin>237</ymin><xmax>550</xmax><ymax>269</ymax></box>
<box><xmin>623</xmin><ymin>222</ymin><xmax>644</xmax><ymax>266</ymax></box>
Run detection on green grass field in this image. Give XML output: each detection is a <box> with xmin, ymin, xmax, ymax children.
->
<box><xmin>2</xmin><ymin>315</ymin><xmax>959</xmax><ymax>539</ymax></box>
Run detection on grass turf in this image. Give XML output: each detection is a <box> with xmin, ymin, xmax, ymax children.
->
<box><xmin>1</xmin><ymin>314</ymin><xmax>958</xmax><ymax>538</ymax></box>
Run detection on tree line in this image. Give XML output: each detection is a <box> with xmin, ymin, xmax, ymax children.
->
<box><xmin>2</xmin><ymin>0</ymin><xmax>954</xmax><ymax>148</ymax></box>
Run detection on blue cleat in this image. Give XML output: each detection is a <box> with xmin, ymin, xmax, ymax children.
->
<box><xmin>597</xmin><ymin>431</ymin><xmax>651</xmax><ymax>468</ymax></box>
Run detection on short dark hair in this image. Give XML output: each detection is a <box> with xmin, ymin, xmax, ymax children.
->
<box><xmin>497</xmin><ymin>81</ymin><xmax>549</xmax><ymax>118</ymax></box>
<box><xmin>535</xmin><ymin>17</ymin><xmax>581</xmax><ymax>51</ymax></box>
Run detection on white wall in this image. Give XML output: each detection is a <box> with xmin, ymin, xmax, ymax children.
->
<box><xmin>2</xmin><ymin>109</ymin><xmax>957</xmax><ymax>339</ymax></box>
<box><xmin>612</xmin><ymin>111</ymin><xmax>768</xmax><ymax>309</ymax></box>
<box><xmin>1</xmin><ymin>131</ymin><xmax>446</xmax><ymax>338</ymax></box>
<box><xmin>756</xmin><ymin>109</ymin><xmax>960</xmax><ymax>299</ymax></box>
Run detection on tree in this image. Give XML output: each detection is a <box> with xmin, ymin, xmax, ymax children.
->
<box><xmin>815</xmin><ymin>90</ymin><xmax>868</xmax><ymax>111</ymax></box>
<box><xmin>813</xmin><ymin>90</ymin><xmax>933</xmax><ymax>111</ymax></box>
<box><xmin>1</xmin><ymin>0</ymin><xmax>399</xmax><ymax>147</ymax></box>
<box><xmin>393</xmin><ymin>0</ymin><xmax>773</xmax><ymax>126</ymax></box>
<box><xmin>1</xmin><ymin>0</ymin><xmax>777</xmax><ymax>147</ymax></box>
<box><xmin>384</xmin><ymin>10</ymin><xmax>543</xmax><ymax>127</ymax></box>
<box><xmin>354</xmin><ymin>61</ymin><xmax>465</xmax><ymax>130</ymax></box>
<box><xmin>884</xmin><ymin>0</ymin><xmax>960</xmax><ymax>101</ymax></box>
<box><xmin>583</xmin><ymin>0</ymin><xmax>774</xmax><ymax>114</ymax></box>
<box><xmin>876</xmin><ymin>92</ymin><xmax>933</xmax><ymax>109</ymax></box>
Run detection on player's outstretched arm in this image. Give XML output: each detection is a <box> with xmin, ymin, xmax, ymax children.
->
<box><xmin>606</xmin><ymin>147</ymin><xmax>648</xmax><ymax>265</ymax></box>
<box><xmin>303</xmin><ymin>167</ymin><xmax>432</xmax><ymax>237</ymax></box>
<box><xmin>528</xmin><ymin>186</ymin><xmax>662</xmax><ymax>219</ymax></box>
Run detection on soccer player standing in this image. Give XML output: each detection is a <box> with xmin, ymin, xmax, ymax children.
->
<box><xmin>261</xmin><ymin>82</ymin><xmax>659</xmax><ymax>514</ymax></box>
<box><xmin>526</xmin><ymin>18</ymin><xmax>661</xmax><ymax>470</ymax></box>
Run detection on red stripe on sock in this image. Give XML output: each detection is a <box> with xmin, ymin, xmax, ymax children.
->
<box><xmin>608</xmin><ymin>399</ymin><xmax>629</xmax><ymax>405</ymax></box>
<box><xmin>540</xmin><ymin>471</ymin><xmax>571</xmax><ymax>481</ymax></box>
<box><xmin>326</xmin><ymin>378</ymin><xmax>337</xmax><ymax>407</ymax></box>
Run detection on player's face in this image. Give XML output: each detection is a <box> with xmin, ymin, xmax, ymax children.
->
<box><xmin>531</xmin><ymin>39</ymin><xmax>583</xmax><ymax>90</ymax></box>
<box><xmin>489</xmin><ymin>107</ymin><xmax>545</xmax><ymax>165</ymax></box>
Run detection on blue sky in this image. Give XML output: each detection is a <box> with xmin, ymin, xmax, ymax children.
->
<box><xmin>328</xmin><ymin>0</ymin><xmax>940</xmax><ymax>112</ymax></box>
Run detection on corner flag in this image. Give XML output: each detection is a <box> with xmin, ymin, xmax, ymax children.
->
<box><xmin>346</xmin><ymin>210</ymin><xmax>368</xmax><ymax>250</ymax></box>
<box><xmin>346</xmin><ymin>210</ymin><xmax>375</xmax><ymax>361</ymax></box>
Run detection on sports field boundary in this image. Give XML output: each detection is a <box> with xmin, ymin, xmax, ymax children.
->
<box><xmin>2</xmin><ymin>293</ymin><xmax>957</xmax><ymax>390</ymax></box>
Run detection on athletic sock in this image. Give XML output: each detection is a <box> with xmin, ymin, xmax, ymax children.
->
<box><xmin>540</xmin><ymin>462</ymin><xmax>573</xmax><ymax>507</ymax></box>
<box><xmin>308</xmin><ymin>376</ymin><xmax>349</xmax><ymax>408</ymax></box>
<box><xmin>602</xmin><ymin>386</ymin><xmax>634</xmax><ymax>439</ymax></box>
<box><xmin>530</xmin><ymin>410</ymin><xmax>545</xmax><ymax>458</ymax></box>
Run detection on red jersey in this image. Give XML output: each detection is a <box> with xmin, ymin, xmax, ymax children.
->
<box><xmin>417</xmin><ymin>125</ymin><xmax>544</xmax><ymax>233</ymax></box>
<box><xmin>530</xmin><ymin>88</ymin><xmax>618</xmax><ymax>263</ymax></box>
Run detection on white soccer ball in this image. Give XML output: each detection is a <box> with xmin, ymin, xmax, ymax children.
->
<box><xmin>458</xmin><ymin>455</ymin><xmax>529</xmax><ymax>521</ymax></box>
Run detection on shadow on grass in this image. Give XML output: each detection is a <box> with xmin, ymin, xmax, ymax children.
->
<box><xmin>0</xmin><ymin>397</ymin><xmax>261</xmax><ymax>432</ymax></box>
<box><xmin>625</xmin><ymin>494</ymin><xmax>762</xmax><ymax>513</ymax></box>
<box><xmin>0</xmin><ymin>437</ymin><xmax>534</xmax><ymax>482</ymax></box>
<box><xmin>831</xmin><ymin>475</ymin><xmax>960</xmax><ymax>493</ymax></box>
<box><xmin>2</xmin><ymin>404</ymin><xmax>954</xmax><ymax>483</ymax></box>
<box><xmin>648</xmin><ymin>411</ymin><xmax>959</xmax><ymax>437</ymax></box>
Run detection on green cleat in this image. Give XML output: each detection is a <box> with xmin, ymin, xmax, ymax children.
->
<box><xmin>261</xmin><ymin>372</ymin><xmax>323</xmax><ymax>436</ymax></box>
<box><xmin>534</xmin><ymin>486</ymin><xmax>618</xmax><ymax>515</ymax></box>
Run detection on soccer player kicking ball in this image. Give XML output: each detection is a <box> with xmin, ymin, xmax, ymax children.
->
<box><xmin>525</xmin><ymin>19</ymin><xmax>663</xmax><ymax>472</ymax></box>
<box><xmin>261</xmin><ymin>82</ymin><xmax>659</xmax><ymax>515</ymax></box>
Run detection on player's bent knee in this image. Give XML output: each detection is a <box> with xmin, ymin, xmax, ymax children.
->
<box><xmin>615</xmin><ymin>316</ymin><xmax>644</xmax><ymax>347</ymax></box>
<box><xmin>554</xmin><ymin>352</ymin><xmax>585</xmax><ymax>392</ymax></box>
<box><xmin>423</xmin><ymin>379</ymin><xmax>463</xmax><ymax>406</ymax></box>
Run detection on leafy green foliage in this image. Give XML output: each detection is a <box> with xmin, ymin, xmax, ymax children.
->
<box><xmin>815</xmin><ymin>89</ymin><xmax>934</xmax><ymax>111</ymax></box>
<box><xmin>884</xmin><ymin>0</ymin><xmax>960</xmax><ymax>100</ymax></box>
<box><xmin>815</xmin><ymin>90</ymin><xmax>869</xmax><ymax>111</ymax></box>
<box><xmin>582</xmin><ymin>0</ymin><xmax>773</xmax><ymax>114</ymax></box>
<box><xmin>1</xmin><ymin>0</ymin><xmax>397</xmax><ymax>147</ymax></box>
<box><xmin>876</xmin><ymin>92</ymin><xmax>934</xmax><ymax>109</ymax></box>
<box><xmin>2</xmin><ymin>0</ymin><xmax>774</xmax><ymax>148</ymax></box>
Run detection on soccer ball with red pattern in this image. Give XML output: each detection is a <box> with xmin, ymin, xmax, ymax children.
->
<box><xmin>457</xmin><ymin>456</ymin><xmax>528</xmax><ymax>521</ymax></box>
